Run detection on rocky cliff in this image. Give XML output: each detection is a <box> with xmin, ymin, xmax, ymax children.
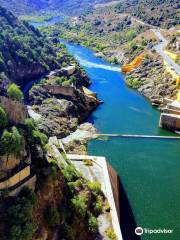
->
<box><xmin>29</xmin><ymin>78</ymin><xmax>100</xmax><ymax>138</ymax></box>
<box><xmin>126</xmin><ymin>53</ymin><xmax>177</xmax><ymax>108</ymax></box>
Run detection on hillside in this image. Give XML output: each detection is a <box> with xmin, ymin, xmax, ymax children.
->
<box><xmin>0</xmin><ymin>5</ymin><xmax>112</xmax><ymax>240</ymax></box>
<box><xmin>0</xmin><ymin>0</ymin><xmax>114</xmax><ymax>15</ymax></box>
<box><xmin>0</xmin><ymin>5</ymin><xmax>62</xmax><ymax>87</ymax></box>
<box><xmin>114</xmin><ymin>0</ymin><xmax>180</xmax><ymax>29</ymax></box>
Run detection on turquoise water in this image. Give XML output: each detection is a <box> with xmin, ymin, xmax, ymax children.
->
<box><xmin>29</xmin><ymin>16</ymin><xmax>64</xmax><ymax>27</ymax></box>
<box><xmin>64</xmin><ymin>42</ymin><xmax>180</xmax><ymax>240</ymax></box>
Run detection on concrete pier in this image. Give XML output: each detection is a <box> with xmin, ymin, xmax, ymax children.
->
<box><xmin>159</xmin><ymin>100</ymin><xmax>180</xmax><ymax>132</ymax></box>
<box><xmin>67</xmin><ymin>154</ymin><xmax>123</xmax><ymax>240</ymax></box>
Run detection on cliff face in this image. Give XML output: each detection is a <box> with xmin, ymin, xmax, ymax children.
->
<box><xmin>0</xmin><ymin>96</ymin><xmax>28</xmax><ymax>124</ymax></box>
<box><xmin>33</xmin><ymin>171</ymin><xmax>95</xmax><ymax>240</ymax></box>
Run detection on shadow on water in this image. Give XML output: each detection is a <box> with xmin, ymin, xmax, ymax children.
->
<box><xmin>119</xmin><ymin>178</ymin><xmax>140</xmax><ymax>240</ymax></box>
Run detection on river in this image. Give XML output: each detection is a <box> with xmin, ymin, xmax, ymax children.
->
<box><xmin>29</xmin><ymin>17</ymin><xmax>180</xmax><ymax>240</ymax></box>
<box><xmin>29</xmin><ymin>16</ymin><xmax>64</xmax><ymax>28</ymax></box>
<box><xmin>63</xmin><ymin>42</ymin><xmax>180</xmax><ymax>240</ymax></box>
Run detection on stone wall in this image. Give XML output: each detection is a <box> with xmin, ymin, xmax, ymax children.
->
<box><xmin>44</xmin><ymin>85</ymin><xmax>76</xmax><ymax>98</ymax></box>
<box><xmin>0</xmin><ymin>165</ymin><xmax>30</xmax><ymax>190</ymax></box>
<box><xmin>0</xmin><ymin>96</ymin><xmax>28</xmax><ymax>124</ymax></box>
<box><xmin>8</xmin><ymin>175</ymin><xmax>37</xmax><ymax>196</ymax></box>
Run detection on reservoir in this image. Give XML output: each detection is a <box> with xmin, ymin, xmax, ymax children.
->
<box><xmin>63</xmin><ymin>42</ymin><xmax>180</xmax><ymax>240</ymax></box>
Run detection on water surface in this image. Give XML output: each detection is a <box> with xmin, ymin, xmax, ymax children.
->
<box><xmin>64</xmin><ymin>42</ymin><xmax>180</xmax><ymax>240</ymax></box>
<box><xmin>29</xmin><ymin>16</ymin><xmax>64</xmax><ymax>27</ymax></box>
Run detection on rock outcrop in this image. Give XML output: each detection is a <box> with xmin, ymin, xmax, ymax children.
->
<box><xmin>29</xmin><ymin>83</ymin><xmax>100</xmax><ymax>138</ymax></box>
<box><xmin>126</xmin><ymin>55</ymin><xmax>177</xmax><ymax>108</ymax></box>
<box><xmin>0</xmin><ymin>96</ymin><xmax>28</xmax><ymax>124</ymax></box>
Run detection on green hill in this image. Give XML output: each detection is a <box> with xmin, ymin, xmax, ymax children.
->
<box><xmin>0</xmin><ymin>5</ymin><xmax>61</xmax><ymax>87</ymax></box>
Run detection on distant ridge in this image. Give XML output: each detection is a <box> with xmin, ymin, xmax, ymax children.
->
<box><xmin>0</xmin><ymin>0</ymin><xmax>114</xmax><ymax>15</ymax></box>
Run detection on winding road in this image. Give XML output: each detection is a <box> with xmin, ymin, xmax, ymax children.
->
<box><xmin>152</xmin><ymin>29</ymin><xmax>180</xmax><ymax>75</ymax></box>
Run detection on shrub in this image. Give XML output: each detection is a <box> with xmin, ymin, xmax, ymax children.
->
<box><xmin>88</xmin><ymin>181</ymin><xmax>102</xmax><ymax>195</ymax></box>
<box><xmin>45</xmin><ymin>206</ymin><xmax>60</xmax><ymax>227</ymax></box>
<box><xmin>62</xmin><ymin>80</ymin><xmax>71</xmax><ymax>86</ymax></box>
<box><xmin>21</xmin><ymin>223</ymin><xmax>34</xmax><ymax>240</ymax></box>
<box><xmin>88</xmin><ymin>214</ymin><xmax>98</xmax><ymax>233</ymax></box>
<box><xmin>126</xmin><ymin>77</ymin><xmax>140</xmax><ymax>89</ymax></box>
<box><xmin>7</xmin><ymin>200</ymin><xmax>33</xmax><ymax>225</ymax></box>
<box><xmin>18</xmin><ymin>187</ymin><xmax>37</xmax><ymax>205</ymax></box>
<box><xmin>25</xmin><ymin>118</ymin><xmax>36</xmax><ymax>132</ymax></box>
<box><xmin>68</xmin><ymin>182</ymin><xmax>76</xmax><ymax>194</ymax></box>
<box><xmin>60</xmin><ymin>224</ymin><xmax>73</xmax><ymax>239</ymax></box>
<box><xmin>62</xmin><ymin>164</ymin><xmax>78</xmax><ymax>182</ymax></box>
<box><xmin>71</xmin><ymin>195</ymin><xmax>87</xmax><ymax>218</ymax></box>
<box><xmin>7</xmin><ymin>83</ymin><xmax>24</xmax><ymax>101</ymax></box>
<box><xmin>32</xmin><ymin>130</ymin><xmax>48</xmax><ymax>146</ymax></box>
<box><xmin>69</xmin><ymin>76</ymin><xmax>77</xmax><ymax>83</ymax></box>
<box><xmin>0</xmin><ymin>106</ymin><xmax>8</xmax><ymax>129</ymax></box>
<box><xmin>95</xmin><ymin>195</ymin><xmax>103</xmax><ymax>214</ymax></box>
<box><xmin>105</xmin><ymin>227</ymin><xmax>117</xmax><ymax>240</ymax></box>
<box><xmin>55</xmin><ymin>76</ymin><xmax>67</xmax><ymax>85</ymax></box>
<box><xmin>0</xmin><ymin>126</ymin><xmax>23</xmax><ymax>158</ymax></box>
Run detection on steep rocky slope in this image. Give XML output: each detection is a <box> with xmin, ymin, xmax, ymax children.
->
<box><xmin>0</xmin><ymin>6</ymin><xmax>61</xmax><ymax>87</ymax></box>
<box><xmin>0</xmin><ymin>5</ymin><xmax>111</xmax><ymax>240</ymax></box>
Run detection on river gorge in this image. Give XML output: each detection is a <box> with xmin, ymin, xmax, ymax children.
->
<box><xmin>64</xmin><ymin>42</ymin><xmax>180</xmax><ymax>240</ymax></box>
<box><xmin>29</xmin><ymin>18</ymin><xmax>180</xmax><ymax>240</ymax></box>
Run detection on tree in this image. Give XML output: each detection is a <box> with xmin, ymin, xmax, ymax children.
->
<box><xmin>45</xmin><ymin>206</ymin><xmax>60</xmax><ymax>227</ymax></box>
<box><xmin>32</xmin><ymin>130</ymin><xmax>48</xmax><ymax>146</ymax></box>
<box><xmin>71</xmin><ymin>195</ymin><xmax>87</xmax><ymax>218</ymax></box>
<box><xmin>25</xmin><ymin>118</ymin><xmax>36</xmax><ymax>133</ymax></box>
<box><xmin>7</xmin><ymin>83</ymin><xmax>24</xmax><ymax>101</ymax></box>
<box><xmin>6</xmin><ymin>188</ymin><xmax>36</xmax><ymax>240</ymax></box>
<box><xmin>0</xmin><ymin>106</ymin><xmax>8</xmax><ymax>129</ymax></box>
<box><xmin>88</xmin><ymin>214</ymin><xmax>98</xmax><ymax>233</ymax></box>
<box><xmin>0</xmin><ymin>127</ymin><xmax>23</xmax><ymax>165</ymax></box>
<box><xmin>87</xmin><ymin>181</ymin><xmax>102</xmax><ymax>195</ymax></box>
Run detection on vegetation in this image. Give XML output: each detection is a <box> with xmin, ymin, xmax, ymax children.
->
<box><xmin>32</xmin><ymin>130</ymin><xmax>48</xmax><ymax>146</ymax></box>
<box><xmin>105</xmin><ymin>227</ymin><xmax>117</xmax><ymax>240</ymax></box>
<box><xmin>0</xmin><ymin>106</ymin><xmax>8</xmax><ymax>129</ymax></box>
<box><xmin>0</xmin><ymin>6</ymin><xmax>61</xmax><ymax>85</ymax></box>
<box><xmin>45</xmin><ymin>206</ymin><xmax>60</xmax><ymax>227</ymax></box>
<box><xmin>7</xmin><ymin>84</ymin><xmax>24</xmax><ymax>101</ymax></box>
<box><xmin>115</xmin><ymin>0</ymin><xmax>180</xmax><ymax>28</ymax></box>
<box><xmin>88</xmin><ymin>181</ymin><xmax>102</xmax><ymax>195</ymax></box>
<box><xmin>25</xmin><ymin>118</ymin><xmax>48</xmax><ymax>147</ymax></box>
<box><xmin>71</xmin><ymin>194</ymin><xmax>87</xmax><ymax>218</ymax></box>
<box><xmin>62</xmin><ymin>164</ymin><xmax>81</xmax><ymax>182</ymax></box>
<box><xmin>126</xmin><ymin>76</ymin><xmax>141</xmax><ymax>89</ymax></box>
<box><xmin>0</xmin><ymin>0</ymin><xmax>112</xmax><ymax>15</ymax></box>
<box><xmin>0</xmin><ymin>126</ymin><xmax>23</xmax><ymax>158</ymax></box>
<box><xmin>6</xmin><ymin>187</ymin><xmax>36</xmax><ymax>240</ymax></box>
<box><xmin>88</xmin><ymin>214</ymin><xmax>98</xmax><ymax>233</ymax></box>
